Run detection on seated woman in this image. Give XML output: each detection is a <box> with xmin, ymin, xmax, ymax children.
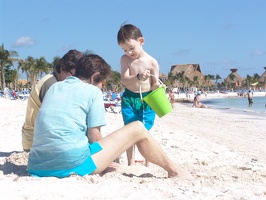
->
<box><xmin>27</xmin><ymin>53</ymin><xmax>192</xmax><ymax>179</ymax></box>
<box><xmin>193</xmin><ymin>94</ymin><xmax>206</xmax><ymax>108</ymax></box>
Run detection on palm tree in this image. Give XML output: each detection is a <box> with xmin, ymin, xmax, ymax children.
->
<box><xmin>228</xmin><ymin>73</ymin><xmax>236</xmax><ymax>89</ymax></box>
<box><xmin>17</xmin><ymin>57</ymin><xmax>34</xmax><ymax>88</ymax></box>
<box><xmin>35</xmin><ymin>57</ymin><xmax>53</xmax><ymax>81</ymax></box>
<box><xmin>0</xmin><ymin>43</ymin><xmax>18</xmax><ymax>89</ymax></box>
<box><xmin>186</xmin><ymin>77</ymin><xmax>193</xmax><ymax>88</ymax></box>
<box><xmin>248</xmin><ymin>73</ymin><xmax>261</xmax><ymax>89</ymax></box>
<box><xmin>193</xmin><ymin>76</ymin><xmax>199</xmax><ymax>90</ymax></box>
<box><xmin>252</xmin><ymin>73</ymin><xmax>260</xmax><ymax>86</ymax></box>
<box><xmin>206</xmin><ymin>74</ymin><xmax>214</xmax><ymax>91</ymax></box>
<box><xmin>212</xmin><ymin>74</ymin><xmax>221</xmax><ymax>90</ymax></box>
<box><xmin>12</xmin><ymin>69</ymin><xmax>20</xmax><ymax>91</ymax></box>
<box><xmin>5</xmin><ymin>66</ymin><xmax>19</xmax><ymax>90</ymax></box>
<box><xmin>214</xmin><ymin>74</ymin><xmax>222</xmax><ymax>85</ymax></box>
<box><xmin>17</xmin><ymin>59</ymin><xmax>29</xmax><ymax>84</ymax></box>
<box><xmin>52</xmin><ymin>56</ymin><xmax>60</xmax><ymax>68</ymax></box>
<box><xmin>166</xmin><ymin>72</ymin><xmax>175</xmax><ymax>87</ymax></box>
<box><xmin>107</xmin><ymin>70</ymin><xmax>122</xmax><ymax>92</ymax></box>
<box><xmin>246</xmin><ymin>75</ymin><xmax>252</xmax><ymax>89</ymax></box>
<box><xmin>17</xmin><ymin>56</ymin><xmax>52</xmax><ymax>89</ymax></box>
<box><xmin>204</xmin><ymin>75</ymin><xmax>209</xmax><ymax>91</ymax></box>
<box><xmin>223</xmin><ymin>79</ymin><xmax>228</xmax><ymax>91</ymax></box>
<box><xmin>264</xmin><ymin>76</ymin><xmax>266</xmax><ymax>89</ymax></box>
<box><xmin>174</xmin><ymin>71</ymin><xmax>186</xmax><ymax>90</ymax></box>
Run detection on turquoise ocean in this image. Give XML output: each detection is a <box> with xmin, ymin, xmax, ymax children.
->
<box><xmin>200</xmin><ymin>96</ymin><xmax>266</xmax><ymax>116</ymax></box>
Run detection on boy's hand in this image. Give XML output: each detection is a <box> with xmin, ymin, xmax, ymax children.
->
<box><xmin>139</xmin><ymin>70</ymin><xmax>150</xmax><ymax>81</ymax></box>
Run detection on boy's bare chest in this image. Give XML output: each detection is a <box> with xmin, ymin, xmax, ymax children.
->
<box><xmin>129</xmin><ymin>60</ymin><xmax>151</xmax><ymax>72</ymax></box>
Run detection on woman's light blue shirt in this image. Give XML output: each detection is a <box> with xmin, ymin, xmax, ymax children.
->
<box><xmin>28</xmin><ymin>76</ymin><xmax>106</xmax><ymax>171</ymax></box>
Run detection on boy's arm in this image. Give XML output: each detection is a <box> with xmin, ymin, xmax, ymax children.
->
<box><xmin>150</xmin><ymin>58</ymin><xmax>161</xmax><ymax>90</ymax></box>
<box><xmin>120</xmin><ymin>55</ymin><xmax>139</xmax><ymax>88</ymax></box>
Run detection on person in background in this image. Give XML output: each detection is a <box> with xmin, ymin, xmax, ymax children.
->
<box><xmin>168</xmin><ymin>89</ymin><xmax>175</xmax><ymax>108</ymax></box>
<box><xmin>27</xmin><ymin>53</ymin><xmax>192</xmax><ymax>179</ymax></box>
<box><xmin>22</xmin><ymin>49</ymin><xmax>84</xmax><ymax>152</ymax></box>
<box><xmin>117</xmin><ymin>23</ymin><xmax>161</xmax><ymax>166</ymax></box>
<box><xmin>193</xmin><ymin>94</ymin><xmax>206</xmax><ymax>108</ymax></box>
<box><xmin>3</xmin><ymin>86</ymin><xmax>9</xmax><ymax>98</ymax></box>
<box><xmin>247</xmin><ymin>90</ymin><xmax>253</xmax><ymax>105</ymax></box>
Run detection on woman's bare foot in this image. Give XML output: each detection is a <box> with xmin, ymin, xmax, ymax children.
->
<box><xmin>168</xmin><ymin>165</ymin><xmax>194</xmax><ymax>180</ymax></box>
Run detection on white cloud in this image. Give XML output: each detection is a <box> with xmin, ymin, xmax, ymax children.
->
<box><xmin>13</xmin><ymin>36</ymin><xmax>35</xmax><ymax>47</ymax></box>
<box><xmin>250</xmin><ymin>50</ymin><xmax>265</xmax><ymax>57</ymax></box>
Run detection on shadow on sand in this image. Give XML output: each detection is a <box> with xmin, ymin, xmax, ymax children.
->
<box><xmin>0</xmin><ymin>151</ymin><xmax>29</xmax><ymax>176</ymax></box>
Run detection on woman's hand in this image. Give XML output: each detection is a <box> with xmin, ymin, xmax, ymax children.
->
<box><xmin>101</xmin><ymin>162</ymin><xmax>120</xmax><ymax>174</ymax></box>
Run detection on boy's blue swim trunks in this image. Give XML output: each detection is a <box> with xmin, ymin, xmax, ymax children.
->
<box><xmin>121</xmin><ymin>88</ymin><xmax>155</xmax><ymax>130</ymax></box>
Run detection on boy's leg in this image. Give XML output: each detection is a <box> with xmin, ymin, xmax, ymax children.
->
<box><xmin>126</xmin><ymin>145</ymin><xmax>135</xmax><ymax>165</ymax></box>
<box><xmin>145</xmin><ymin>160</ymin><xmax>151</xmax><ymax>167</ymax></box>
<box><xmin>122</xmin><ymin>107</ymin><xmax>137</xmax><ymax>166</ymax></box>
<box><xmin>121</xmin><ymin>101</ymin><xmax>138</xmax><ymax>166</ymax></box>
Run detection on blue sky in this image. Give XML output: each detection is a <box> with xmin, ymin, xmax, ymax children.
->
<box><xmin>1</xmin><ymin>0</ymin><xmax>265</xmax><ymax>80</ymax></box>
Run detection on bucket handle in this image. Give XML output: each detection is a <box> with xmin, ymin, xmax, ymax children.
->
<box><xmin>139</xmin><ymin>74</ymin><xmax>165</xmax><ymax>101</ymax></box>
<box><xmin>150</xmin><ymin>74</ymin><xmax>165</xmax><ymax>86</ymax></box>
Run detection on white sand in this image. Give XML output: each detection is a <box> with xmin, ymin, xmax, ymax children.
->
<box><xmin>0</xmin><ymin>97</ymin><xmax>266</xmax><ymax>200</ymax></box>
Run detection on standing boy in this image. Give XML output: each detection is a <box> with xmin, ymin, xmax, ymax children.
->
<box><xmin>117</xmin><ymin>23</ymin><xmax>160</xmax><ymax>166</ymax></box>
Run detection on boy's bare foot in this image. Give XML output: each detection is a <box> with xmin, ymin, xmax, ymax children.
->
<box><xmin>145</xmin><ymin>160</ymin><xmax>150</xmax><ymax>168</ymax></box>
<box><xmin>128</xmin><ymin>160</ymin><xmax>135</xmax><ymax>166</ymax></box>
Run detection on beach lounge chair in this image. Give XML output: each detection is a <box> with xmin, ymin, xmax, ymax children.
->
<box><xmin>104</xmin><ymin>102</ymin><xmax>117</xmax><ymax>113</ymax></box>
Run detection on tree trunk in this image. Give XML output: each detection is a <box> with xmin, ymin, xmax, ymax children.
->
<box><xmin>0</xmin><ymin>66</ymin><xmax>6</xmax><ymax>89</ymax></box>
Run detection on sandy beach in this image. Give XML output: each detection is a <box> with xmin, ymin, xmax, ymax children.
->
<box><xmin>0</xmin><ymin>96</ymin><xmax>266</xmax><ymax>200</ymax></box>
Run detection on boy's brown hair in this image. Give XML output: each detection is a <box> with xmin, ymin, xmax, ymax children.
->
<box><xmin>117</xmin><ymin>24</ymin><xmax>143</xmax><ymax>45</ymax></box>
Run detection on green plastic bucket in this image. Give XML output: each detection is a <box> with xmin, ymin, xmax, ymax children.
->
<box><xmin>143</xmin><ymin>86</ymin><xmax>172</xmax><ymax>117</ymax></box>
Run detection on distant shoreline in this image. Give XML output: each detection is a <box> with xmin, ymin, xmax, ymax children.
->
<box><xmin>173</xmin><ymin>91</ymin><xmax>266</xmax><ymax>102</ymax></box>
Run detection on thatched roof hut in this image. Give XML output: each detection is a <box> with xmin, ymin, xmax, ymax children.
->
<box><xmin>170</xmin><ymin>64</ymin><xmax>214</xmax><ymax>86</ymax></box>
<box><xmin>224</xmin><ymin>69</ymin><xmax>243</xmax><ymax>86</ymax></box>
<box><xmin>159</xmin><ymin>73</ymin><xmax>167</xmax><ymax>82</ymax></box>
<box><xmin>159</xmin><ymin>73</ymin><xmax>167</xmax><ymax>78</ymax></box>
<box><xmin>259</xmin><ymin>67</ymin><xmax>266</xmax><ymax>84</ymax></box>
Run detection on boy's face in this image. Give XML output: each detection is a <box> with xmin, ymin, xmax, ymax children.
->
<box><xmin>119</xmin><ymin>38</ymin><xmax>144</xmax><ymax>59</ymax></box>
